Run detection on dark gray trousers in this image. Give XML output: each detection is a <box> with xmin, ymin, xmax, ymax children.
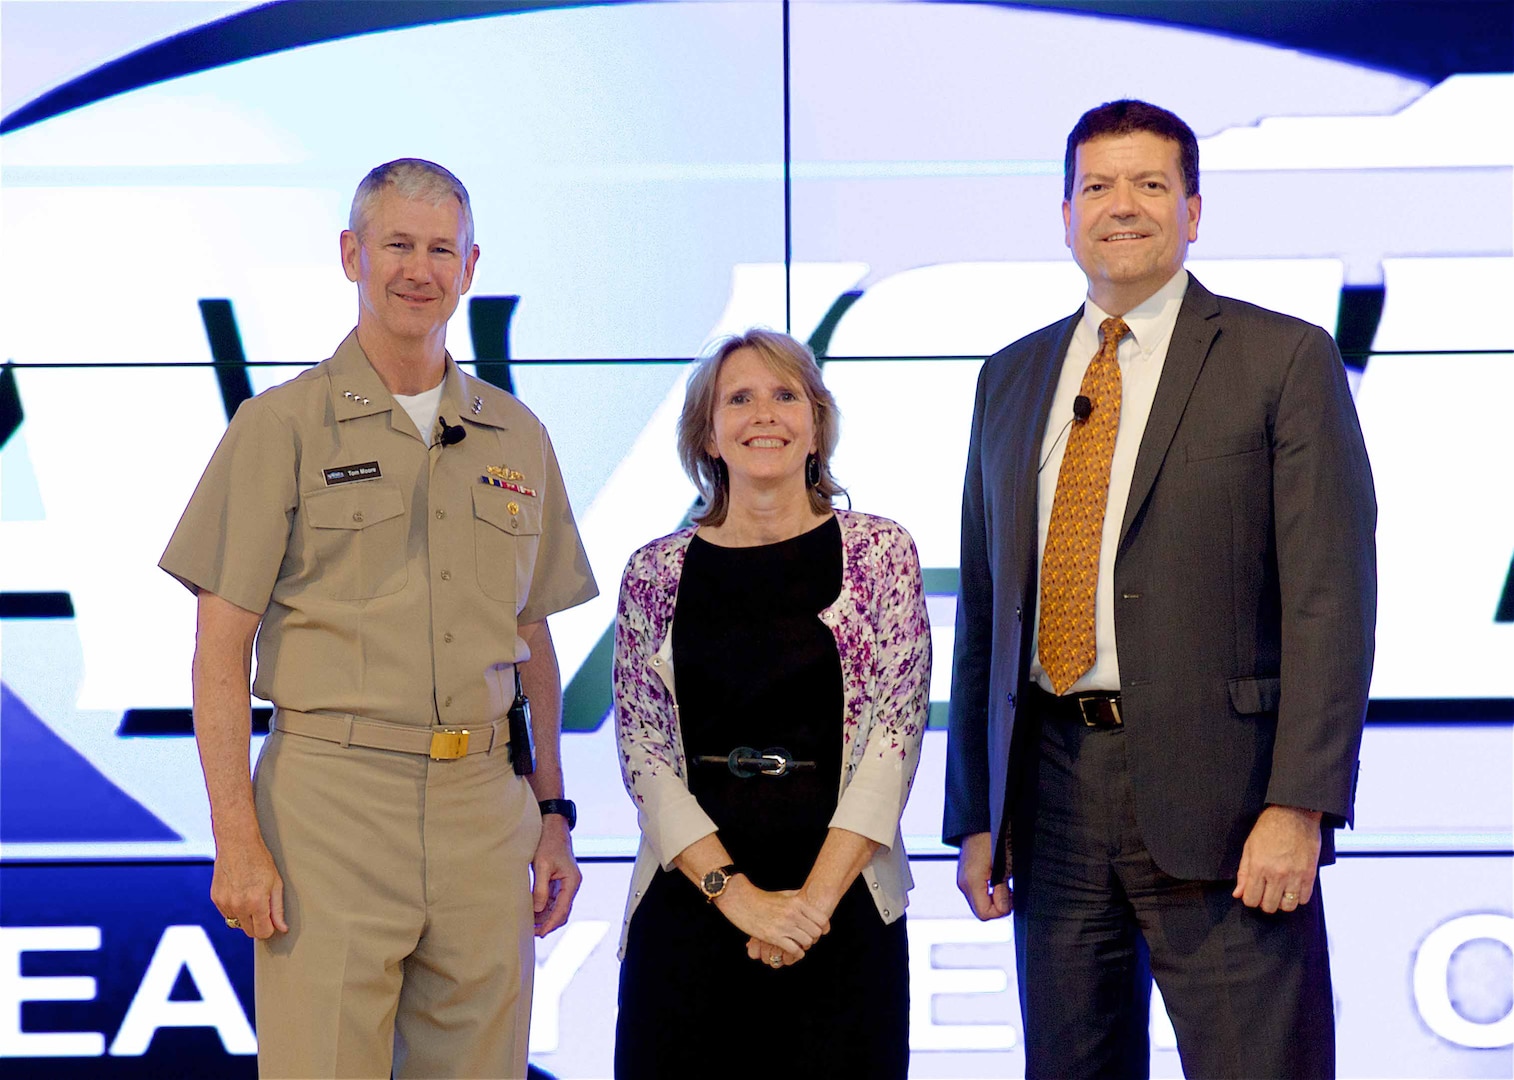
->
<box><xmin>1013</xmin><ymin>692</ymin><xmax>1335</xmax><ymax>1080</ymax></box>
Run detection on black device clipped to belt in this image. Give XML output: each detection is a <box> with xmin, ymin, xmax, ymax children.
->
<box><xmin>508</xmin><ymin>667</ymin><xmax>536</xmax><ymax>775</ymax></box>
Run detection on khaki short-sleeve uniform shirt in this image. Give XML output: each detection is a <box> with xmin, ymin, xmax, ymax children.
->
<box><xmin>160</xmin><ymin>330</ymin><xmax>598</xmax><ymax>727</ymax></box>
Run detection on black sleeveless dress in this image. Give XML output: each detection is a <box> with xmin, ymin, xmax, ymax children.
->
<box><xmin>614</xmin><ymin>516</ymin><xmax>909</xmax><ymax>1078</ymax></box>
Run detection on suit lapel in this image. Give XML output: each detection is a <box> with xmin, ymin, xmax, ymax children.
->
<box><xmin>1118</xmin><ymin>275</ymin><xmax>1221</xmax><ymax>549</ymax></box>
<box><xmin>1026</xmin><ymin>314</ymin><xmax>1082</xmax><ymax>459</ymax></box>
<box><xmin>1016</xmin><ymin>311</ymin><xmax>1080</xmax><ymax>516</ymax></box>
<box><xmin>1016</xmin><ymin>312</ymin><xmax>1080</xmax><ymax>594</ymax></box>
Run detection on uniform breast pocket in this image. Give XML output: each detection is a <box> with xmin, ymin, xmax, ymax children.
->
<box><xmin>303</xmin><ymin>482</ymin><xmax>409</xmax><ymax>600</ymax></box>
<box><xmin>473</xmin><ymin>486</ymin><xmax>541</xmax><ymax>605</ymax></box>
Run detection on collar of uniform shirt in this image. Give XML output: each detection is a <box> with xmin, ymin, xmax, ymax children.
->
<box><xmin>1078</xmin><ymin>268</ymin><xmax>1190</xmax><ymax>363</ymax></box>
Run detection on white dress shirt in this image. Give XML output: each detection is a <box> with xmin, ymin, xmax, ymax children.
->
<box><xmin>1030</xmin><ymin>269</ymin><xmax>1190</xmax><ymax>694</ymax></box>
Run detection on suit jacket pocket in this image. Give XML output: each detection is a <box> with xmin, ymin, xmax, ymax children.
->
<box><xmin>1228</xmin><ymin>675</ymin><xmax>1281</xmax><ymax>715</ymax></box>
<box><xmin>1186</xmin><ymin>433</ymin><xmax>1266</xmax><ymax>462</ymax></box>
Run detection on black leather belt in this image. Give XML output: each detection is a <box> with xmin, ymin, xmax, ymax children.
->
<box><xmin>1025</xmin><ymin>683</ymin><xmax>1124</xmax><ymax>728</ymax></box>
<box><xmin>694</xmin><ymin>746</ymin><xmax>817</xmax><ymax>778</ymax></box>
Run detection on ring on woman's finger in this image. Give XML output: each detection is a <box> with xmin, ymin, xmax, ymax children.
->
<box><xmin>225</xmin><ymin>916</ymin><xmax>241</xmax><ymax>929</ymax></box>
<box><xmin>1282</xmin><ymin>892</ymin><xmax>1298</xmax><ymax>903</ymax></box>
<box><xmin>769</xmin><ymin>953</ymin><xmax>782</xmax><ymax>967</ymax></box>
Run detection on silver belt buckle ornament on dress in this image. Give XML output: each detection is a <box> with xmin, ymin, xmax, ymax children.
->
<box><xmin>694</xmin><ymin>746</ymin><xmax>817</xmax><ymax>778</ymax></box>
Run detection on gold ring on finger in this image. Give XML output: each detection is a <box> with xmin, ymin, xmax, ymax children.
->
<box><xmin>1282</xmin><ymin>892</ymin><xmax>1298</xmax><ymax>903</ymax></box>
<box><xmin>225</xmin><ymin>916</ymin><xmax>241</xmax><ymax>929</ymax></box>
<box><xmin>769</xmin><ymin>953</ymin><xmax>782</xmax><ymax>967</ymax></box>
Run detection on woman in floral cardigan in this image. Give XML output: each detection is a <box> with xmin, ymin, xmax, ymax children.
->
<box><xmin>611</xmin><ymin>329</ymin><xmax>931</xmax><ymax>1078</ymax></box>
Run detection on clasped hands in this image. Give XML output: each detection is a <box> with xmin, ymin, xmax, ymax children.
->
<box><xmin>713</xmin><ymin>877</ymin><xmax>831</xmax><ymax>968</ymax></box>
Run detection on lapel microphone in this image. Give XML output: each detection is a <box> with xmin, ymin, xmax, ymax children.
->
<box><xmin>433</xmin><ymin>418</ymin><xmax>468</xmax><ymax>448</ymax></box>
<box><xmin>1038</xmin><ymin>395</ymin><xmax>1095</xmax><ymax>474</ymax></box>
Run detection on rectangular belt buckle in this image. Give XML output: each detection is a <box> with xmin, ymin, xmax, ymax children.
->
<box><xmin>429</xmin><ymin>728</ymin><xmax>470</xmax><ymax>760</ymax></box>
<box><xmin>1078</xmin><ymin>697</ymin><xmax>1122</xmax><ymax>728</ymax></box>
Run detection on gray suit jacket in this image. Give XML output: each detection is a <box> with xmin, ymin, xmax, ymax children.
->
<box><xmin>944</xmin><ymin>275</ymin><xmax>1377</xmax><ymax>881</ymax></box>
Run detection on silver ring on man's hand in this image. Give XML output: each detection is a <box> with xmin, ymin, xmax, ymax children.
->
<box><xmin>769</xmin><ymin>953</ymin><xmax>782</xmax><ymax>967</ymax></box>
<box><xmin>225</xmin><ymin>916</ymin><xmax>241</xmax><ymax>929</ymax></box>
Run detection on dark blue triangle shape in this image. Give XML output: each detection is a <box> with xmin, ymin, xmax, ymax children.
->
<box><xmin>1</xmin><ymin>682</ymin><xmax>181</xmax><ymax>842</ymax></box>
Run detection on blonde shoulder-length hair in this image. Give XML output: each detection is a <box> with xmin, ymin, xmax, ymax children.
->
<box><xmin>677</xmin><ymin>329</ymin><xmax>844</xmax><ymax>527</ymax></box>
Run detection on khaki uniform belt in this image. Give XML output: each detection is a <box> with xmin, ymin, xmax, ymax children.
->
<box><xmin>273</xmin><ymin>709</ymin><xmax>509</xmax><ymax>760</ymax></box>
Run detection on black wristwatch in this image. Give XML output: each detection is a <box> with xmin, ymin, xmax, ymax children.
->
<box><xmin>700</xmin><ymin>864</ymin><xmax>739</xmax><ymax>903</ymax></box>
<box><xmin>538</xmin><ymin>798</ymin><xmax>577</xmax><ymax>831</ymax></box>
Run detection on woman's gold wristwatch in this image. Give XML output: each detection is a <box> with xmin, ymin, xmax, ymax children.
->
<box><xmin>700</xmin><ymin>864</ymin><xmax>739</xmax><ymax>903</ymax></box>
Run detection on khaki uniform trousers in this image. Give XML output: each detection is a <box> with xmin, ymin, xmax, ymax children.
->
<box><xmin>251</xmin><ymin>725</ymin><xmax>542</xmax><ymax>1079</ymax></box>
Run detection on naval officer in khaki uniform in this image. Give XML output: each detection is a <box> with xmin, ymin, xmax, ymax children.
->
<box><xmin>161</xmin><ymin>159</ymin><xmax>598</xmax><ymax>1079</ymax></box>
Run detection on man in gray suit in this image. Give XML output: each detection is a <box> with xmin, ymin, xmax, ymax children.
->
<box><xmin>945</xmin><ymin>99</ymin><xmax>1376</xmax><ymax>1078</ymax></box>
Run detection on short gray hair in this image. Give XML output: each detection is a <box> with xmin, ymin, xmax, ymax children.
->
<box><xmin>678</xmin><ymin>328</ymin><xmax>844</xmax><ymax>527</ymax></box>
<box><xmin>349</xmin><ymin>158</ymin><xmax>474</xmax><ymax>249</ymax></box>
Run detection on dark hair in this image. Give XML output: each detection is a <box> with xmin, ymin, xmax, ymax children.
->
<box><xmin>678</xmin><ymin>329</ymin><xmax>844</xmax><ymax>527</ymax></box>
<box><xmin>1063</xmin><ymin>99</ymin><xmax>1199</xmax><ymax>200</ymax></box>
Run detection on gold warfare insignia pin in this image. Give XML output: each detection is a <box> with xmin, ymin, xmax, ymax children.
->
<box><xmin>480</xmin><ymin>464</ymin><xmax>538</xmax><ymax>498</ymax></box>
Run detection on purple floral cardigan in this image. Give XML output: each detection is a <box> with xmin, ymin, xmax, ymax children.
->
<box><xmin>612</xmin><ymin>509</ymin><xmax>932</xmax><ymax>953</ymax></box>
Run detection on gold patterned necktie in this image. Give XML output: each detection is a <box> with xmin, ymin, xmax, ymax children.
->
<box><xmin>1038</xmin><ymin>316</ymin><xmax>1129</xmax><ymax>695</ymax></box>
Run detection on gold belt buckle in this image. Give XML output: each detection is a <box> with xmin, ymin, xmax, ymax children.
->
<box><xmin>429</xmin><ymin>728</ymin><xmax>471</xmax><ymax>760</ymax></box>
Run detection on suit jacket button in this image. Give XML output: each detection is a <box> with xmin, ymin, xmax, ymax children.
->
<box><xmin>1006</xmin><ymin>692</ymin><xmax>1016</xmax><ymax>706</ymax></box>
<box><xmin>1015</xmin><ymin>605</ymin><xmax>1022</xmax><ymax>622</ymax></box>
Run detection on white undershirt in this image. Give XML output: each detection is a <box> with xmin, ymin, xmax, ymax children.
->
<box><xmin>1030</xmin><ymin>269</ymin><xmax>1190</xmax><ymax>694</ymax></box>
<box><xmin>393</xmin><ymin>381</ymin><xmax>445</xmax><ymax>444</ymax></box>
